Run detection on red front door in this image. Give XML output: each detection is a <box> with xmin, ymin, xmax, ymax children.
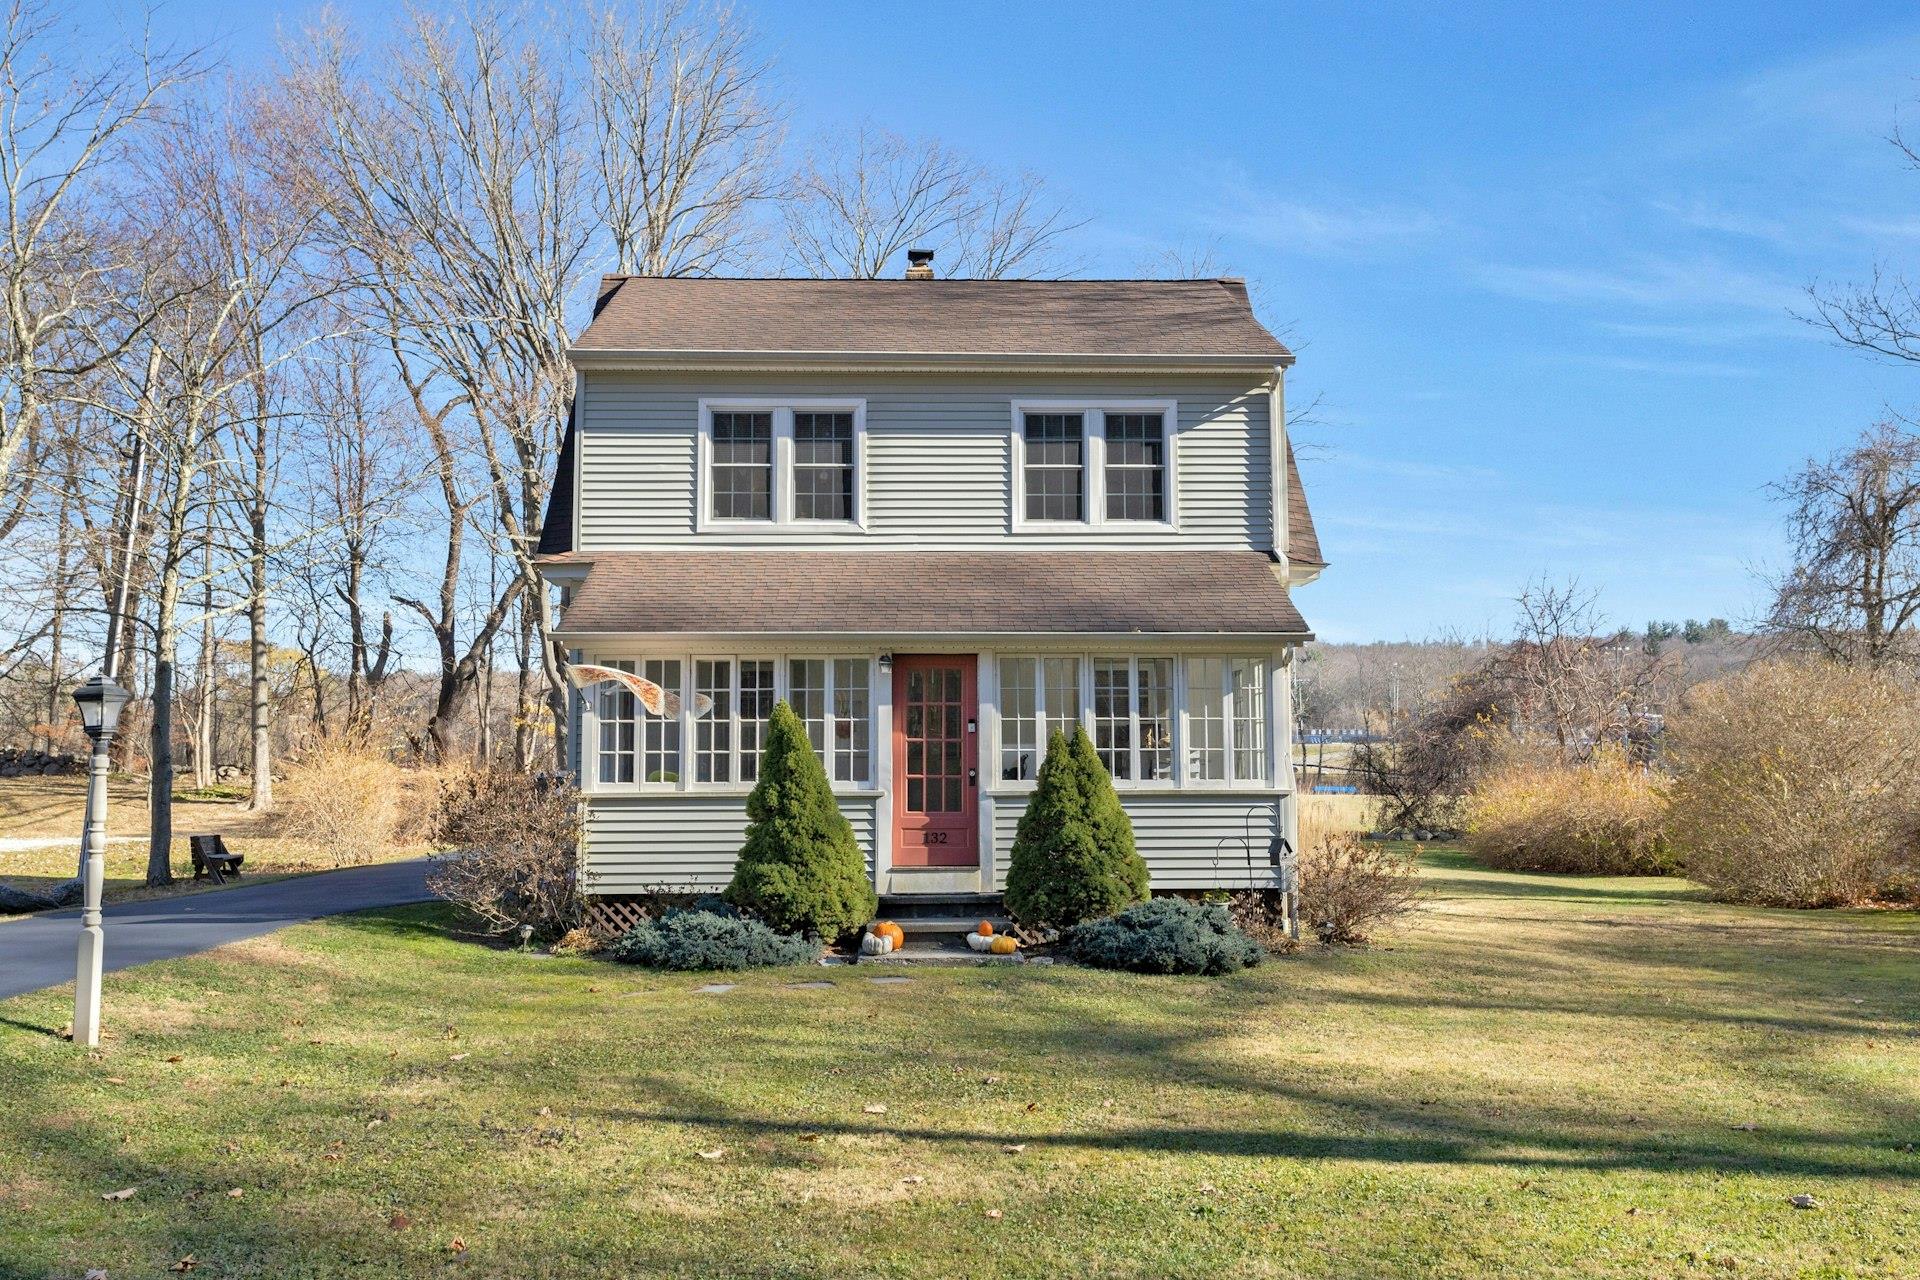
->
<box><xmin>892</xmin><ymin>655</ymin><xmax>979</xmax><ymax>868</ymax></box>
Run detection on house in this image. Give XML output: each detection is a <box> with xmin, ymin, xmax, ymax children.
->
<box><xmin>534</xmin><ymin>260</ymin><xmax>1325</xmax><ymax>919</ymax></box>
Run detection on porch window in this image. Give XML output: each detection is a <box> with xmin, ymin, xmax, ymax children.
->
<box><xmin>596</xmin><ymin>659</ymin><xmax>637</xmax><ymax>784</ymax></box>
<box><xmin>1186</xmin><ymin>657</ymin><xmax>1228</xmax><ymax>782</ymax></box>
<box><xmin>1231</xmin><ymin>657</ymin><xmax>1268</xmax><ymax>784</ymax></box>
<box><xmin>1091</xmin><ymin>659</ymin><xmax>1132</xmax><ymax>780</ymax></box>
<box><xmin>710</xmin><ymin>412</ymin><xmax>772</xmax><ymax>520</ymax></box>
<box><xmin>640</xmin><ymin>658</ymin><xmax>681</xmax><ymax>783</ymax></box>
<box><xmin>1184</xmin><ymin>656</ymin><xmax>1270</xmax><ymax>786</ymax></box>
<box><xmin>998</xmin><ymin>659</ymin><xmax>1038</xmax><ymax>780</ymax></box>
<box><xmin>693</xmin><ymin>659</ymin><xmax>734</xmax><ymax>783</ymax></box>
<box><xmin>998</xmin><ymin>656</ymin><xmax>1088</xmax><ymax>781</ymax></box>
<box><xmin>789</xmin><ymin>656</ymin><xmax>872</xmax><ymax>785</ymax></box>
<box><xmin>738</xmin><ymin>659</ymin><xmax>775</xmax><ymax>780</ymax></box>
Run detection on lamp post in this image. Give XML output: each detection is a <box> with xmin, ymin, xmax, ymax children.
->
<box><xmin>71</xmin><ymin>672</ymin><xmax>132</xmax><ymax>1048</ymax></box>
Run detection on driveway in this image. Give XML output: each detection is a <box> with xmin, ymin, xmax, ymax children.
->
<box><xmin>0</xmin><ymin>858</ymin><xmax>434</xmax><ymax>1001</ymax></box>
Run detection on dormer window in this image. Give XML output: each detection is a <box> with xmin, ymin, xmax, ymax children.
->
<box><xmin>1009</xmin><ymin>399</ymin><xmax>1178</xmax><ymax>531</ymax></box>
<box><xmin>697</xmin><ymin>399</ymin><xmax>867</xmax><ymax>531</ymax></box>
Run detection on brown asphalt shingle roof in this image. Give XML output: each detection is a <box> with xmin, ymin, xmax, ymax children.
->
<box><xmin>549</xmin><ymin>551</ymin><xmax>1311</xmax><ymax>639</ymax></box>
<box><xmin>574</xmin><ymin>277</ymin><xmax>1293</xmax><ymax>361</ymax></box>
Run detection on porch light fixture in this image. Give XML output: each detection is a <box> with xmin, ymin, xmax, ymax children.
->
<box><xmin>878</xmin><ymin>653</ymin><xmax>894</xmax><ymax>674</ymax></box>
<box><xmin>70</xmin><ymin>671</ymin><xmax>133</xmax><ymax>1048</ymax></box>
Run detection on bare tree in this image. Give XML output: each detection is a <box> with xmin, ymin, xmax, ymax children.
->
<box><xmin>0</xmin><ymin>0</ymin><xmax>202</xmax><ymax>537</ymax></box>
<box><xmin>1766</xmin><ymin>420</ymin><xmax>1920</xmax><ymax>668</ymax></box>
<box><xmin>782</xmin><ymin>125</ymin><xmax>1080</xmax><ymax>279</ymax></box>
<box><xmin>585</xmin><ymin>0</ymin><xmax>778</xmax><ymax>276</ymax></box>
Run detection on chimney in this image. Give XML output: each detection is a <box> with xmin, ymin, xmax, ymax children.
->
<box><xmin>905</xmin><ymin>248</ymin><xmax>935</xmax><ymax>280</ymax></box>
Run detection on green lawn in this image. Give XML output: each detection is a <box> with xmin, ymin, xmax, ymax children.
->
<box><xmin>1</xmin><ymin>850</ymin><xmax>1915</xmax><ymax>1279</ymax></box>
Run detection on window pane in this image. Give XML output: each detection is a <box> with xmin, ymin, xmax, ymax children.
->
<box><xmin>738</xmin><ymin>659</ymin><xmax>775</xmax><ymax>781</ymax></box>
<box><xmin>999</xmin><ymin>657</ymin><xmax>1039</xmax><ymax>781</ymax></box>
<box><xmin>1023</xmin><ymin>412</ymin><xmax>1084</xmax><ymax>522</ymax></box>
<box><xmin>1187</xmin><ymin>657</ymin><xmax>1227</xmax><ymax>782</ymax></box>
<box><xmin>642</xmin><ymin>659</ymin><xmax>681</xmax><ymax>783</ymax></box>
<box><xmin>1091</xmin><ymin>659</ymin><xmax>1131</xmax><ymax>780</ymax></box>
<box><xmin>1231</xmin><ymin>657</ymin><xmax>1267</xmax><ymax>784</ymax></box>
<box><xmin>794</xmin><ymin>411</ymin><xmax>855</xmax><ymax>522</ymax></box>
<box><xmin>1104</xmin><ymin>412</ymin><xmax>1167</xmax><ymax>521</ymax></box>
<box><xmin>833</xmin><ymin>657</ymin><xmax>870</xmax><ymax>784</ymax></box>
<box><xmin>694</xmin><ymin>659</ymin><xmax>733</xmax><ymax>783</ymax></box>
<box><xmin>789</xmin><ymin>659</ymin><xmax>827</xmax><ymax>765</ymax></box>
<box><xmin>596</xmin><ymin>659</ymin><xmax>636</xmax><ymax>784</ymax></box>
<box><xmin>711</xmin><ymin>411</ymin><xmax>772</xmax><ymax>520</ymax></box>
<box><xmin>1042</xmin><ymin>657</ymin><xmax>1080</xmax><ymax>743</ymax></box>
<box><xmin>1139</xmin><ymin>657</ymin><xmax>1174</xmax><ymax>781</ymax></box>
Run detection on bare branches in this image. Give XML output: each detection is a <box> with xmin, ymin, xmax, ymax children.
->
<box><xmin>1765</xmin><ymin>420</ymin><xmax>1920</xmax><ymax>668</ymax></box>
<box><xmin>585</xmin><ymin>0</ymin><xmax>779</xmax><ymax>276</ymax></box>
<box><xmin>782</xmin><ymin>125</ymin><xmax>1082</xmax><ymax>279</ymax></box>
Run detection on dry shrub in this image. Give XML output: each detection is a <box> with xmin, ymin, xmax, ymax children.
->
<box><xmin>272</xmin><ymin>741</ymin><xmax>404</xmax><ymax>867</ymax></box>
<box><xmin>1464</xmin><ymin>745</ymin><xmax>1674</xmax><ymax>875</ymax></box>
<box><xmin>428</xmin><ymin>769</ymin><xmax>583</xmax><ymax>940</ymax></box>
<box><xmin>1297</xmin><ymin>831</ymin><xmax>1423</xmax><ymax>945</ymax></box>
<box><xmin>1666</xmin><ymin>660</ymin><xmax>1920</xmax><ymax>907</ymax></box>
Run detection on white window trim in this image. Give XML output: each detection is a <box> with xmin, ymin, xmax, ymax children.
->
<box><xmin>1181</xmin><ymin>656</ymin><xmax>1273</xmax><ymax>789</ymax></box>
<box><xmin>1008</xmin><ymin>399</ymin><xmax>1179</xmax><ymax>533</ymax></box>
<box><xmin>583</xmin><ymin>649</ymin><xmax>879</xmax><ymax>796</ymax></box>
<box><xmin>696</xmin><ymin>398</ymin><xmax>869</xmax><ymax>534</ymax></box>
<box><xmin>989</xmin><ymin>652</ymin><xmax>1276</xmax><ymax>794</ymax></box>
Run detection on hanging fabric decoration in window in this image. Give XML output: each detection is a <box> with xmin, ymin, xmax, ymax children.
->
<box><xmin>565</xmin><ymin>663</ymin><xmax>714</xmax><ymax>718</ymax></box>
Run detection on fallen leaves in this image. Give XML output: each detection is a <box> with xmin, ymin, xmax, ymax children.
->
<box><xmin>226</xmin><ymin>1187</ymin><xmax>245</xmax><ymax>1199</ymax></box>
<box><xmin>101</xmin><ymin>1187</ymin><xmax>136</xmax><ymax>1202</ymax></box>
<box><xmin>163</xmin><ymin>1055</ymin><xmax>183</xmax><ymax>1065</ymax></box>
<box><xmin>1001</xmin><ymin>1143</ymin><xmax>1027</xmax><ymax>1155</ymax></box>
<box><xmin>899</xmin><ymin>1174</ymin><xmax>925</xmax><ymax>1186</ymax></box>
<box><xmin>168</xmin><ymin>1255</ymin><xmax>197</xmax><ymax>1273</ymax></box>
<box><xmin>985</xmin><ymin>1209</ymin><xmax>1003</xmax><ymax>1221</ymax></box>
<box><xmin>389</xmin><ymin>1213</ymin><xmax>411</xmax><ymax>1231</ymax></box>
<box><xmin>446</xmin><ymin>1237</ymin><xmax>468</xmax><ymax>1262</ymax></box>
<box><xmin>449</xmin><ymin>1053</ymin><xmax>470</xmax><ymax>1062</ymax></box>
<box><xmin>696</xmin><ymin>1148</ymin><xmax>725</xmax><ymax>1161</ymax></box>
<box><xmin>862</xmin><ymin>1103</ymin><xmax>887</xmax><ymax>1115</ymax></box>
<box><xmin>1789</xmin><ymin>1193</ymin><xmax>1818</xmax><ymax>1210</ymax></box>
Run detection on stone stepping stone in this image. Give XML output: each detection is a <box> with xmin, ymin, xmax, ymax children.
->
<box><xmin>785</xmin><ymin>980</ymin><xmax>835</xmax><ymax>989</ymax></box>
<box><xmin>695</xmin><ymin>983</ymin><xmax>737</xmax><ymax>994</ymax></box>
<box><xmin>868</xmin><ymin>976</ymin><xmax>914</xmax><ymax>986</ymax></box>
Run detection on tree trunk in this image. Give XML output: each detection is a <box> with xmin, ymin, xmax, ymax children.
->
<box><xmin>245</xmin><ymin>403</ymin><xmax>273</xmax><ymax>810</ymax></box>
<box><xmin>147</xmin><ymin>641</ymin><xmax>175</xmax><ymax>887</ymax></box>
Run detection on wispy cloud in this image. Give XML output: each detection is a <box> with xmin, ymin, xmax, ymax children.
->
<box><xmin>1546</xmin><ymin>352</ymin><xmax>1762</xmax><ymax>379</ymax></box>
<box><xmin>1210</xmin><ymin>198</ymin><xmax>1444</xmax><ymax>255</ymax></box>
<box><xmin>1474</xmin><ymin>255</ymin><xmax>1795</xmax><ymax>313</ymax></box>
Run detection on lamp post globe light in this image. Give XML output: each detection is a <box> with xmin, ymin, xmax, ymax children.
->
<box><xmin>71</xmin><ymin>672</ymin><xmax>132</xmax><ymax>1048</ymax></box>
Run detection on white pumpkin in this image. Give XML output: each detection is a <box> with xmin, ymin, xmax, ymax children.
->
<box><xmin>859</xmin><ymin>931</ymin><xmax>895</xmax><ymax>956</ymax></box>
<box><xmin>965</xmin><ymin>932</ymin><xmax>993</xmax><ymax>952</ymax></box>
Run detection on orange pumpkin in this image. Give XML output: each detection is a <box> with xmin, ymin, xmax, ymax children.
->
<box><xmin>976</xmin><ymin>920</ymin><xmax>995</xmax><ymax>937</ymax></box>
<box><xmin>989</xmin><ymin>935</ymin><xmax>1018</xmax><ymax>955</ymax></box>
<box><xmin>877</xmin><ymin>921</ymin><xmax>905</xmax><ymax>949</ymax></box>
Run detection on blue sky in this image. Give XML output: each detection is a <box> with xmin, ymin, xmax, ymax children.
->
<box><xmin>93</xmin><ymin>0</ymin><xmax>1920</xmax><ymax>641</ymax></box>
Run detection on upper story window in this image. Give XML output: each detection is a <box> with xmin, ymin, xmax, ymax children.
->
<box><xmin>1010</xmin><ymin>400</ymin><xmax>1177</xmax><ymax>532</ymax></box>
<box><xmin>697</xmin><ymin>399</ymin><xmax>867</xmax><ymax>532</ymax></box>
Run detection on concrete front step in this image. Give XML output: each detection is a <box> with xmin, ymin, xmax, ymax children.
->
<box><xmin>887</xmin><ymin>916</ymin><xmax>1010</xmax><ymax>935</ymax></box>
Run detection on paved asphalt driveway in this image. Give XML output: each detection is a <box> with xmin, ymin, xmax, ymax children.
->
<box><xmin>0</xmin><ymin>858</ymin><xmax>434</xmax><ymax>1002</ymax></box>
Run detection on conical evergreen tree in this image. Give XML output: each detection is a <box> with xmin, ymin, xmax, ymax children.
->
<box><xmin>726</xmin><ymin>701</ymin><xmax>877</xmax><ymax>941</ymax></box>
<box><xmin>1003</xmin><ymin>725</ymin><xmax>1150</xmax><ymax>928</ymax></box>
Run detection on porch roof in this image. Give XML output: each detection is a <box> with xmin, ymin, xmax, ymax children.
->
<box><xmin>545</xmin><ymin>550</ymin><xmax>1312</xmax><ymax>640</ymax></box>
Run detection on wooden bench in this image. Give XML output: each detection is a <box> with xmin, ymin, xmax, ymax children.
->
<box><xmin>189</xmin><ymin>834</ymin><xmax>245</xmax><ymax>883</ymax></box>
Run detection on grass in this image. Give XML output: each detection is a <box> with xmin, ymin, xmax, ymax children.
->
<box><xmin>0</xmin><ymin>849</ymin><xmax>1916</xmax><ymax>1278</ymax></box>
<box><xmin>0</xmin><ymin>776</ymin><xmax>430</xmax><ymax>911</ymax></box>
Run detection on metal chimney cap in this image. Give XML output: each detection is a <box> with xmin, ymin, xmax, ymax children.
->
<box><xmin>907</xmin><ymin>248</ymin><xmax>935</xmax><ymax>266</ymax></box>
